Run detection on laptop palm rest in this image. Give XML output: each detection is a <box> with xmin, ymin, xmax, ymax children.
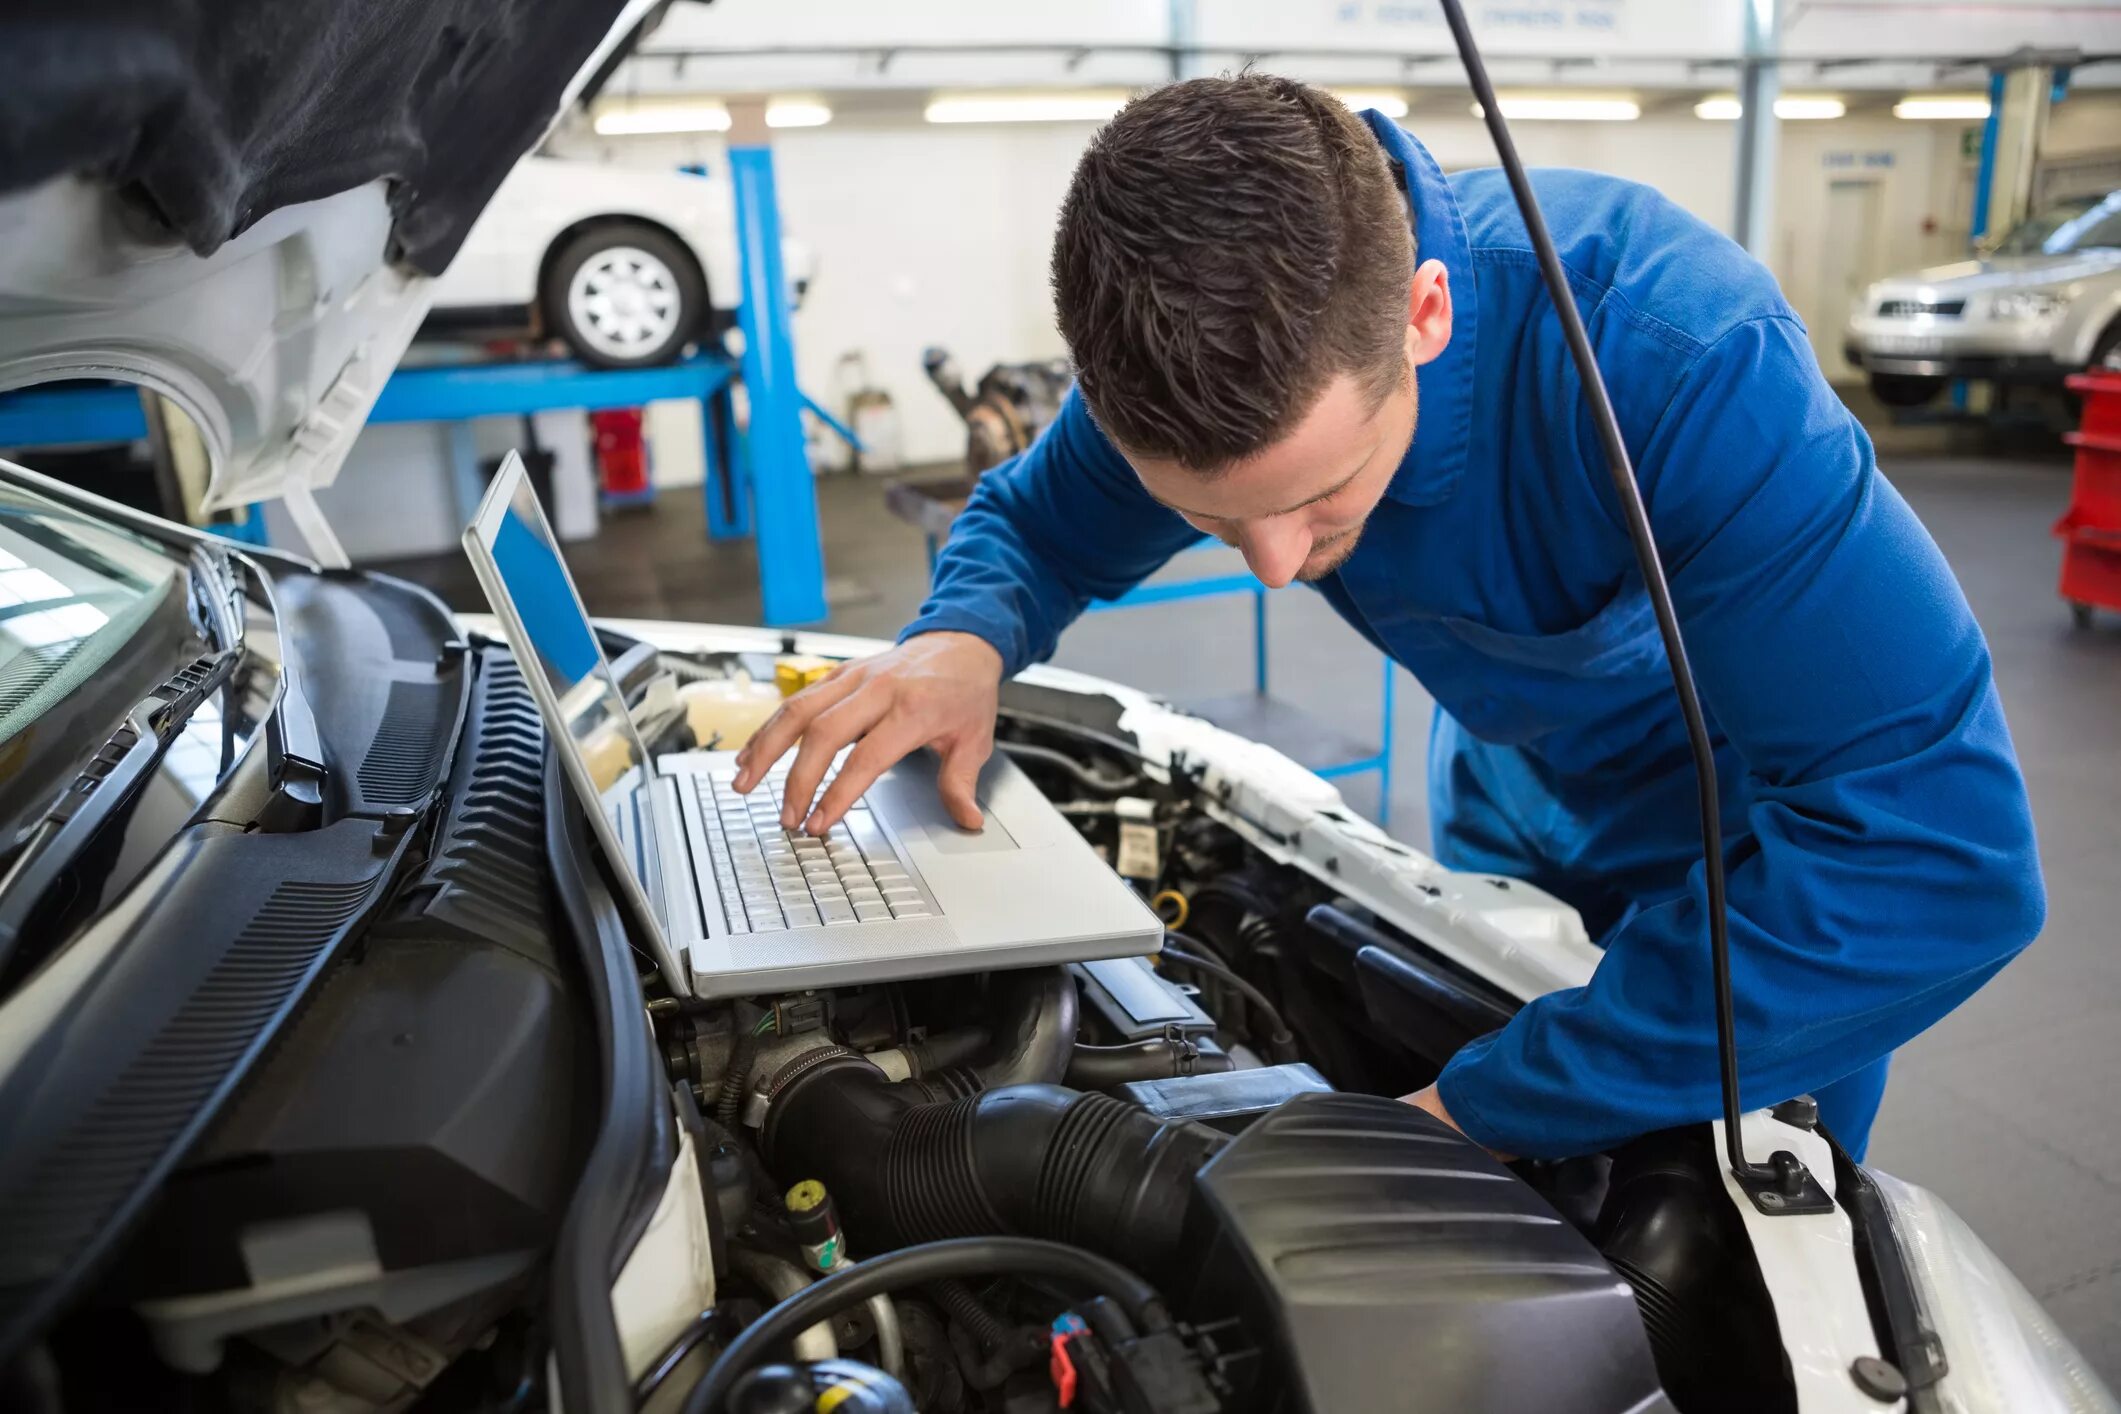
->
<box><xmin>865</xmin><ymin>755</ymin><xmax>1021</xmax><ymax>854</ymax></box>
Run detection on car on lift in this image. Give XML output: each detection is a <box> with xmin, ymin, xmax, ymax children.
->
<box><xmin>0</xmin><ymin>4</ymin><xmax>2115</xmax><ymax>1413</ymax></box>
<box><xmin>425</xmin><ymin>153</ymin><xmax>818</xmax><ymax>370</ymax></box>
<box><xmin>1845</xmin><ymin>188</ymin><xmax>2121</xmax><ymax>407</ymax></box>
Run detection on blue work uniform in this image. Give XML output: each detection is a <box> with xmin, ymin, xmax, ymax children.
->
<box><xmin>902</xmin><ymin>113</ymin><xmax>2044</xmax><ymax>1161</ymax></box>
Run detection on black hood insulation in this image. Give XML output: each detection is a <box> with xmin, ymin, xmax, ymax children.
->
<box><xmin>0</xmin><ymin>0</ymin><xmax>634</xmax><ymax>273</ymax></box>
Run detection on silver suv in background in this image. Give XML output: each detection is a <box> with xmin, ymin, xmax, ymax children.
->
<box><xmin>1845</xmin><ymin>189</ymin><xmax>2121</xmax><ymax>407</ymax></box>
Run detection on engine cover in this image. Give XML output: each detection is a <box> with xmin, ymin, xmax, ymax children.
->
<box><xmin>1186</xmin><ymin>1093</ymin><xmax>1673</xmax><ymax>1414</ymax></box>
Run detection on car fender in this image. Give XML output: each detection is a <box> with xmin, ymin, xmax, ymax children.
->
<box><xmin>2055</xmin><ymin>272</ymin><xmax>2121</xmax><ymax>365</ymax></box>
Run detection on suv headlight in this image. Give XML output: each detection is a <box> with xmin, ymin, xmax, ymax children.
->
<box><xmin>1990</xmin><ymin>290</ymin><xmax>2068</xmax><ymax>322</ymax></box>
<box><xmin>1873</xmin><ymin>1173</ymin><xmax>2119</xmax><ymax>1412</ymax></box>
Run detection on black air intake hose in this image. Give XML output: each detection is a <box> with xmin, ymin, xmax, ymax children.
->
<box><xmin>907</xmin><ymin>966</ymin><xmax>1079</xmax><ymax>1099</ymax></box>
<box><xmin>762</xmin><ymin>1058</ymin><xmax>1225</xmax><ymax>1280</ymax></box>
<box><xmin>971</xmin><ymin>966</ymin><xmax>1078</xmax><ymax>1088</ymax></box>
<box><xmin>1064</xmin><ymin>1037</ymin><xmax>1234</xmax><ymax>1090</ymax></box>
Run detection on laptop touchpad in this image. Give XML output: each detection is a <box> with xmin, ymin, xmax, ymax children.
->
<box><xmin>873</xmin><ymin>760</ymin><xmax>1021</xmax><ymax>853</ymax></box>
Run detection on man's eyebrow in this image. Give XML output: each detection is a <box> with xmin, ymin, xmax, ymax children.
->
<box><xmin>1148</xmin><ymin>452</ymin><xmax>1374</xmax><ymax>520</ymax></box>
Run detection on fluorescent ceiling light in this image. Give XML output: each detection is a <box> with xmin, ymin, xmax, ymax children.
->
<box><xmin>924</xmin><ymin>92</ymin><xmax>1129</xmax><ymax>125</ymax></box>
<box><xmin>1477</xmin><ymin>95</ymin><xmax>1641</xmax><ymax>122</ymax></box>
<box><xmin>1331</xmin><ymin>89</ymin><xmax>1410</xmax><ymax>119</ymax></box>
<box><xmin>1893</xmin><ymin>95</ymin><xmax>1991</xmax><ymax>121</ymax></box>
<box><xmin>766</xmin><ymin>100</ymin><xmax>833</xmax><ymax>129</ymax></box>
<box><xmin>1695</xmin><ymin>94</ymin><xmax>1845</xmax><ymax>120</ymax></box>
<box><xmin>593</xmin><ymin>99</ymin><xmax>833</xmax><ymax>136</ymax></box>
<box><xmin>596</xmin><ymin>103</ymin><xmax>730</xmax><ymax>136</ymax></box>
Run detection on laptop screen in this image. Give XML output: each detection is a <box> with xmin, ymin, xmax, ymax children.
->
<box><xmin>478</xmin><ymin>459</ymin><xmax>651</xmax><ymax>798</ymax></box>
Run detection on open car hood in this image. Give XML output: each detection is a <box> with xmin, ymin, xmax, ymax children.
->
<box><xmin>0</xmin><ymin>0</ymin><xmax>654</xmax><ymax>519</ymax></box>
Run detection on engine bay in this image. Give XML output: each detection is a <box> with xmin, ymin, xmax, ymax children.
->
<box><xmin>20</xmin><ymin>637</ymin><xmax>1802</xmax><ymax>1414</ymax></box>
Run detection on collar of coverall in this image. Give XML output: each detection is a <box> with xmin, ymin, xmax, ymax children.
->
<box><xmin>1357</xmin><ymin>109</ymin><xmax>1479</xmax><ymax>510</ymax></box>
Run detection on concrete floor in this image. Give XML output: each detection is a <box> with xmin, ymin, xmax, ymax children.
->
<box><xmin>379</xmin><ymin>437</ymin><xmax>2121</xmax><ymax>1377</ymax></box>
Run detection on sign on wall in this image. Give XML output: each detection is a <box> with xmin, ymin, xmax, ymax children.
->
<box><xmin>1196</xmin><ymin>0</ymin><xmax>1741</xmax><ymax>58</ymax></box>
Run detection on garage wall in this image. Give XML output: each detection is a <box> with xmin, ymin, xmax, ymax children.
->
<box><xmin>580</xmin><ymin>107</ymin><xmax>1738</xmax><ymax>466</ymax></box>
<box><xmin>576</xmin><ymin>89</ymin><xmax>2121</xmax><ymax>462</ymax></box>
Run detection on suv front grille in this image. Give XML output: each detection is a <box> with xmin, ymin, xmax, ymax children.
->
<box><xmin>1875</xmin><ymin>299</ymin><xmax>1965</xmax><ymax>318</ymax></box>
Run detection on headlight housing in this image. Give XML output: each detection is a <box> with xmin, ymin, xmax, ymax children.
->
<box><xmin>1989</xmin><ymin>289</ymin><xmax>2069</xmax><ymax>322</ymax></box>
<box><xmin>1873</xmin><ymin>1173</ymin><xmax>2118</xmax><ymax>1412</ymax></box>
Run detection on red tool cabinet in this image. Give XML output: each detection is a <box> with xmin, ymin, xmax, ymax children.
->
<box><xmin>2055</xmin><ymin>370</ymin><xmax>2121</xmax><ymax>629</ymax></box>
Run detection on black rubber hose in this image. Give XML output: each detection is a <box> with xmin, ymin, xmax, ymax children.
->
<box><xmin>762</xmin><ymin>1061</ymin><xmax>1225</xmax><ymax>1281</ymax></box>
<box><xmin>903</xmin><ymin>1027</ymin><xmax>990</xmax><ymax>1077</ymax></box>
<box><xmin>1161</xmin><ymin>936</ymin><xmax>1296</xmax><ymax>1061</ymax></box>
<box><xmin>1064</xmin><ymin>1037</ymin><xmax>1234</xmax><ymax>1090</ymax></box>
<box><xmin>636</xmin><ymin>1312</ymin><xmax>721</xmax><ymax>1405</ymax></box>
<box><xmin>933</xmin><ymin>1279</ymin><xmax>1013</xmax><ymax>1350</ymax></box>
<box><xmin>680</xmin><ymin>1238</ymin><xmax>1166</xmax><ymax>1414</ymax></box>
<box><xmin>974</xmin><ymin>967</ymin><xmax>1078</xmax><ymax>1087</ymax></box>
<box><xmin>947</xmin><ymin>1318</ymin><xmax>1047</xmax><ymax>1391</ymax></box>
<box><xmin>910</xmin><ymin>966</ymin><xmax>1078</xmax><ymax>1099</ymax></box>
<box><xmin>997</xmin><ymin>739</ymin><xmax>1141</xmax><ymax>793</ymax></box>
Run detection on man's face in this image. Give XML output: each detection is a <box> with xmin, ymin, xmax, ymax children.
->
<box><xmin>1127</xmin><ymin>364</ymin><xmax>1416</xmax><ymax>588</ymax></box>
<box><xmin>1118</xmin><ymin>259</ymin><xmax>1452</xmax><ymax>590</ymax></box>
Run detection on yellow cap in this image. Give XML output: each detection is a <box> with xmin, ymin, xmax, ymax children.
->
<box><xmin>775</xmin><ymin>656</ymin><xmax>834</xmax><ymax>698</ymax></box>
<box><xmin>785</xmin><ymin>1179</ymin><xmax>828</xmax><ymax>1214</ymax></box>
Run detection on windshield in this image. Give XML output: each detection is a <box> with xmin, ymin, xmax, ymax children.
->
<box><xmin>1994</xmin><ymin>191</ymin><xmax>2121</xmax><ymax>256</ymax></box>
<box><xmin>0</xmin><ymin>494</ymin><xmax>179</xmax><ymax>747</ymax></box>
<box><xmin>0</xmin><ymin>480</ymin><xmax>200</xmax><ymax>848</ymax></box>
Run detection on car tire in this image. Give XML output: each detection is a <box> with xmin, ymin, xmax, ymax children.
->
<box><xmin>2092</xmin><ymin>318</ymin><xmax>2121</xmax><ymax>372</ymax></box>
<box><xmin>1869</xmin><ymin>373</ymin><xmax>1946</xmax><ymax>409</ymax></box>
<box><xmin>542</xmin><ymin>224</ymin><xmax>707</xmax><ymax>369</ymax></box>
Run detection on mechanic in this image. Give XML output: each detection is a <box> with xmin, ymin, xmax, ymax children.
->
<box><xmin>735</xmin><ymin>74</ymin><xmax>2045</xmax><ymax>1162</ymax></box>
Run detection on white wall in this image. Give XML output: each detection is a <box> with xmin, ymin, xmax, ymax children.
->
<box><xmin>559</xmin><ymin>85</ymin><xmax>2120</xmax><ymax>464</ymax></box>
<box><xmin>576</xmin><ymin>105</ymin><xmax>1743</xmax><ymax>465</ymax></box>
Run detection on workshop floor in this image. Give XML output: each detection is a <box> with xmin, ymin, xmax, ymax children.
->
<box><xmin>378</xmin><ymin>430</ymin><xmax>2121</xmax><ymax>1377</ymax></box>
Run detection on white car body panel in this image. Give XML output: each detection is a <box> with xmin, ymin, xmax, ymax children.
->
<box><xmin>0</xmin><ymin>178</ymin><xmax>430</xmax><ymax>535</ymax></box>
<box><xmin>1715</xmin><ymin>1115</ymin><xmax>1884</xmax><ymax>1414</ymax></box>
<box><xmin>607</xmin><ymin>1127</ymin><xmax>716</xmax><ymax>1380</ymax></box>
<box><xmin>431</xmin><ymin>154</ymin><xmax>819</xmax><ymax>321</ymax></box>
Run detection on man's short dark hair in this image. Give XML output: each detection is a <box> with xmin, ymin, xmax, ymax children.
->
<box><xmin>1052</xmin><ymin>74</ymin><xmax>1415</xmax><ymax>471</ymax></box>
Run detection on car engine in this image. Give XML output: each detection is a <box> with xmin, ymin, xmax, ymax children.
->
<box><xmin>19</xmin><ymin>640</ymin><xmax>1796</xmax><ymax>1414</ymax></box>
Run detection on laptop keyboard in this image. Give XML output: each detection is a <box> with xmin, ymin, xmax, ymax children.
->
<box><xmin>694</xmin><ymin>764</ymin><xmax>932</xmax><ymax>933</ymax></box>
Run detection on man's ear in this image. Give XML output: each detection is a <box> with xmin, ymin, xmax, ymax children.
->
<box><xmin>1406</xmin><ymin>258</ymin><xmax>1453</xmax><ymax>369</ymax></box>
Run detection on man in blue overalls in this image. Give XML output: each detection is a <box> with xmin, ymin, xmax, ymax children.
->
<box><xmin>736</xmin><ymin>75</ymin><xmax>2044</xmax><ymax>1161</ymax></box>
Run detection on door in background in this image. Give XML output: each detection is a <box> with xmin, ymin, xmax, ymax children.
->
<box><xmin>1819</xmin><ymin>177</ymin><xmax>1885</xmax><ymax>382</ymax></box>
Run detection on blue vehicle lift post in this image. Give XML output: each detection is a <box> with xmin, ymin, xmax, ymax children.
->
<box><xmin>727</xmin><ymin>99</ymin><xmax>828</xmax><ymax>624</ymax></box>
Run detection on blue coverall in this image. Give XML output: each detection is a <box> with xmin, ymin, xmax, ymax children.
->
<box><xmin>903</xmin><ymin>112</ymin><xmax>2045</xmax><ymax>1161</ymax></box>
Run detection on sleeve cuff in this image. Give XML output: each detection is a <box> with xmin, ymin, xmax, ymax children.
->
<box><xmin>899</xmin><ymin>609</ymin><xmax>1024</xmax><ymax>678</ymax></box>
<box><xmin>1435</xmin><ymin>1039</ymin><xmax>1516</xmax><ymax>1155</ymax></box>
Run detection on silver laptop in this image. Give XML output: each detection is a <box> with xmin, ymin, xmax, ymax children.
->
<box><xmin>463</xmin><ymin>452</ymin><xmax>1162</xmax><ymax>1000</ymax></box>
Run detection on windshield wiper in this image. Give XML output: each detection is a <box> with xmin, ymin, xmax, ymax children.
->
<box><xmin>0</xmin><ymin>644</ymin><xmax>236</xmax><ymax>974</ymax></box>
<box><xmin>188</xmin><ymin>543</ymin><xmax>244</xmax><ymax>653</ymax></box>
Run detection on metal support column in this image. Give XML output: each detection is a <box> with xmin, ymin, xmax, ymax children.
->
<box><xmin>1732</xmin><ymin>0</ymin><xmax>1781</xmax><ymax>259</ymax></box>
<box><xmin>701</xmin><ymin>382</ymin><xmax>752</xmax><ymax>541</ymax></box>
<box><xmin>727</xmin><ymin>99</ymin><xmax>828</xmax><ymax>625</ymax></box>
<box><xmin>1982</xmin><ymin>51</ymin><xmax>2061</xmax><ymax>243</ymax></box>
<box><xmin>1969</xmin><ymin>68</ymin><xmax>2008</xmax><ymax>242</ymax></box>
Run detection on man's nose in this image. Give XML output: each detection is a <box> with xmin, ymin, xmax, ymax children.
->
<box><xmin>1238</xmin><ymin>521</ymin><xmax>1308</xmax><ymax>589</ymax></box>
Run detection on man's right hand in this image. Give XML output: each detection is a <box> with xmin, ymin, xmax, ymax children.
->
<box><xmin>732</xmin><ymin>631</ymin><xmax>1005</xmax><ymax>837</ymax></box>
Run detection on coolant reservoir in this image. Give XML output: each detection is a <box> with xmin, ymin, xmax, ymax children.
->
<box><xmin>680</xmin><ymin>673</ymin><xmax>782</xmax><ymax>750</ymax></box>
